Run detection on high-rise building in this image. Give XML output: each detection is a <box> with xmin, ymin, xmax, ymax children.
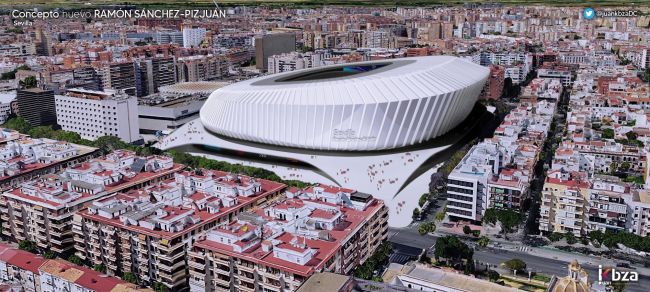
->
<box><xmin>479</xmin><ymin>65</ymin><xmax>505</xmax><ymax>100</ymax></box>
<box><xmin>71</xmin><ymin>66</ymin><xmax>102</xmax><ymax>91</ymax></box>
<box><xmin>267</xmin><ymin>51</ymin><xmax>330</xmax><ymax>74</ymax></box>
<box><xmin>176</xmin><ymin>55</ymin><xmax>229</xmax><ymax>82</ymax></box>
<box><xmin>135</xmin><ymin>57</ymin><xmax>177</xmax><ymax>97</ymax></box>
<box><xmin>73</xmin><ymin>169</ymin><xmax>286</xmax><ymax>290</ymax></box>
<box><xmin>187</xmin><ymin>184</ymin><xmax>388</xmax><ymax>292</ymax></box>
<box><xmin>98</xmin><ymin>61</ymin><xmax>137</xmax><ymax>95</ymax></box>
<box><xmin>255</xmin><ymin>33</ymin><xmax>296</xmax><ymax>72</ymax></box>
<box><xmin>183</xmin><ymin>27</ymin><xmax>207</xmax><ymax>48</ymax></box>
<box><xmin>16</xmin><ymin>88</ymin><xmax>57</xmax><ymax>127</ymax></box>
<box><xmin>55</xmin><ymin>88</ymin><xmax>140</xmax><ymax>142</ymax></box>
<box><xmin>34</xmin><ymin>28</ymin><xmax>52</xmax><ymax>56</ymax></box>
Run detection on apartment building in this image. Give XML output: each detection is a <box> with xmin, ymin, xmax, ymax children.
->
<box><xmin>487</xmin><ymin>168</ymin><xmax>528</xmax><ymax>210</ymax></box>
<box><xmin>447</xmin><ymin>142</ymin><xmax>502</xmax><ymax>221</ymax></box>
<box><xmin>72</xmin><ymin>169</ymin><xmax>286</xmax><ymax>290</ymax></box>
<box><xmin>55</xmin><ymin>88</ymin><xmax>140</xmax><ymax>143</ymax></box>
<box><xmin>134</xmin><ymin>57</ymin><xmax>177</xmax><ymax>97</ymax></box>
<box><xmin>187</xmin><ymin>183</ymin><xmax>388</xmax><ymax>292</ymax></box>
<box><xmin>539</xmin><ymin>170</ymin><xmax>591</xmax><ymax>236</ymax></box>
<box><xmin>98</xmin><ymin>62</ymin><xmax>136</xmax><ymax>95</ymax></box>
<box><xmin>584</xmin><ymin>176</ymin><xmax>630</xmax><ymax>234</ymax></box>
<box><xmin>0</xmin><ymin>243</ymin><xmax>148</xmax><ymax>292</ymax></box>
<box><xmin>176</xmin><ymin>55</ymin><xmax>229</xmax><ymax>82</ymax></box>
<box><xmin>183</xmin><ymin>27</ymin><xmax>207</xmax><ymax>48</ymax></box>
<box><xmin>267</xmin><ymin>51</ymin><xmax>330</xmax><ymax>74</ymax></box>
<box><xmin>626</xmin><ymin>190</ymin><xmax>650</xmax><ymax>237</ymax></box>
<box><xmin>0</xmin><ymin>150</ymin><xmax>181</xmax><ymax>254</ymax></box>
<box><xmin>0</xmin><ymin>137</ymin><xmax>98</xmax><ymax>192</ymax></box>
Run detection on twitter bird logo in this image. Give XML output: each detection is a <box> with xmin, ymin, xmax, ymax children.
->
<box><xmin>583</xmin><ymin>8</ymin><xmax>595</xmax><ymax>20</ymax></box>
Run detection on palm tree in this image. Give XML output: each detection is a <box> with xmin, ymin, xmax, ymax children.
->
<box><xmin>478</xmin><ymin>236</ymin><xmax>490</xmax><ymax>248</ymax></box>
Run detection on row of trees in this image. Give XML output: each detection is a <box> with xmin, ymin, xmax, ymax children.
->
<box><xmin>352</xmin><ymin>242</ymin><xmax>392</xmax><ymax>281</ymax></box>
<box><xmin>434</xmin><ymin>236</ymin><xmax>474</xmax><ymax>274</ymax></box>
<box><xmin>2</xmin><ymin>117</ymin><xmax>310</xmax><ymax>189</ymax></box>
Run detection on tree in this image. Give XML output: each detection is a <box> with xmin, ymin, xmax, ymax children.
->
<box><xmin>93</xmin><ymin>263</ymin><xmax>107</xmax><ymax>273</ymax></box>
<box><xmin>487</xmin><ymin>270</ymin><xmax>500</xmax><ymax>282</ymax></box>
<box><xmin>93</xmin><ymin>136</ymin><xmax>129</xmax><ymax>153</ymax></box>
<box><xmin>602</xmin><ymin>128</ymin><xmax>614</xmax><ymax>139</ymax></box>
<box><xmin>435</xmin><ymin>204</ymin><xmax>446</xmax><ymax>222</ymax></box>
<box><xmin>548</xmin><ymin>232</ymin><xmax>564</xmax><ymax>242</ymax></box>
<box><xmin>153</xmin><ymin>282</ymin><xmax>169</xmax><ymax>292</ymax></box>
<box><xmin>19</xmin><ymin>76</ymin><xmax>37</xmax><ymax>89</ymax></box>
<box><xmin>2</xmin><ymin>117</ymin><xmax>32</xmax><ymax>133</ymax></box>
<box><xmin>27</xmin><ymin>125</ymin><xmax>56</xmax><ymax>139</ymax></box>
<box><xmin>463</xmin><ymin>225</ymin><xmax>472</xmax><ymax>234</ymax></box>
<box><xmin>122</xmin><ymin>272</ymin><xmax>137</xmax><ymax>284</ymax></box>
<box><xmin>483</xmin><ymin>208</ymin><xmax>498</xmax><ymax>224</ymax></box>
<box><xmin>478</xmin><ymin>236</ymin><xmax>490</xmax><ymax>248</ymax></box>
<box><xmin>610</xmin><ymin>280</ymin><xmax>627</xmax><ymax>292</ymax></box>
<box><xmin>419</xmin><ymin>193</ymin><xmax>429</xmax><ymax>207</ymax></box>
<box><xmin>418</xmin><ymin>222</ymin><xmax>435</xmax><ymax>235</ymax></box>
<box><xmin>503</xmin><ymin>258</ymin><xmax>526</xmax><ymax>271</ymax></box>
<box><xmin>625</xmin><ymin>131</ymin><xmax>638</xmax><ymax>141</ymax></box>
<box><xmin>18</xmin><ymin>240</ymin><xmax>36</xmax><ymax>253</ymax></box>
<box><xmin>589</xmin><ymin>230</ymin><xmax>604</xmax><ymax>244</ymax></box>
<box><xmin>565</xmin><ymin>232</ymin><xmax>577</xmax><ymax>245</ymax></box>
<box><xmin>412</xmin><ymin>208</ymin><xmax>421</xmax><ymax>220</ymax></box>
<box><xmin>43</xmin><ymin>251</ymin><xmax>57</xmax><ymax>259</ymax></box>
<box><xmin>67</xmin><ymin>255</ymin><xmax>82</xmax><ymax>265</ymax></box>
<box><xmin>434</xmin><ymin>236</ymin><xmax>473</xmax><ymax>267</ymax></box>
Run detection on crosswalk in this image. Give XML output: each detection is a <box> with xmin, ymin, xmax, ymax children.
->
<box><xmin>517</xmin><ymin>246</ymin><xmax>531</xmax><ymax>252</ymax></box>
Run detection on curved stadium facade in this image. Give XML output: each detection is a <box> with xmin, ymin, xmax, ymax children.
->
<box><xmin>201</xmin><ymin>56</ymin><xmax>489</xmax><ymax>151</ymax></box>
<box><xmin>158</xmin><ymin>56</ymin><xmax>490</xmax><ymax>227</ymax></box>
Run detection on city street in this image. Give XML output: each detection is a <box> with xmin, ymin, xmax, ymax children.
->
<box><xmin>388</xmin><ymin>227</ymin><xmax>649</xmax><ymax>292</ymax></box>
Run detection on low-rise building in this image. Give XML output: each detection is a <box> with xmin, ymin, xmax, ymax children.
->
<box><xmin>187</xmin><ymin>184</ymin><xmax>388</xmax><ymax>292</ymax></box>
<box><xmin>0</xmin><ymin>150</ymin><xmax>181</xmax><ymax>254</ymax></box>
<box><xmin>73</xmin><ymin>169</ymin><xmax>286</xmax><ymax>290</ymax></box>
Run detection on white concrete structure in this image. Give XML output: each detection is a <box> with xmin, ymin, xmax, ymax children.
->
<box><xmin>182</xmin><ymin>27</ymin><xmax>207</xmax><ymax>48</ymax></box>
<box><xmin>55</xmin><ymin>88</ymin><xmax>140</xmax><ymax>142</ymax></box>
<box><xmin>157</xmin><ymin>56</ymin><xmax>489</xmax><ymax>227</ymax></box>
<box><xmin>0</xmin><ymin>91</ymin><xmax>15</xmax><ymax>124</ymax></box>
<box><xmin>447</xmin><ymin>142</ymin><xmax>502</xmax><ymax>221</ymax></box>
<box><xmin>201</xmin><ymin>56</ymin><xmax>489</xmax><ymax>151</ymax></box>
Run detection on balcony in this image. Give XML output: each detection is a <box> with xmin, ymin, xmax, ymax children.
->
<box><xmin>237</xmin><ymin>264</ymin><xmax>255</xmax><ymax>273</ymax></box>
<box><xmin>214</xmin><ymin>277</ymin><xmax>230</xmax><ymax>287</ymax></box>
<box><xmin>189</xmin><ymin>261</ymin><xmax>205</xmax><ymax>271</ymax></box>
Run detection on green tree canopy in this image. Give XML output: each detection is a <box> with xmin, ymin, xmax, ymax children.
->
<box><xmin>3</xmin><ymin>117</ymin><xmax>31</xmax><ymax>133</ymax></box>
<box><xmin>18</xmin><ymin>240</ymin><xmax>36</xmax><ymax>253</ymax></box>
<box><xmin>67</xmin><ymin>255</ymin><xmax>82</xmax><ymax>265</ymax></box>
<box><xmin>503</xmin><ymin>258</ymin><xmax>526</xmax><ymax>271</ymax></box>
<box><xmin>434</xmin><ymin>236</ymin><xmax>473</xmax><ymax>263</ymax></box>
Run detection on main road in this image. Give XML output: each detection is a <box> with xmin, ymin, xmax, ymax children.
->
<box><xmin>389</xmin><ymin>227</ymin><xmax>648</xmax><ymax>292</ymax></box>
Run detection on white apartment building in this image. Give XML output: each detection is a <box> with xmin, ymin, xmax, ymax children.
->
<box><xmin>0</xmin><ymin>91</ymin><xmax>15</xmax><ymax>124</ymax></box>
<box><xmin>267</xmin><ymin>51</ymin><xmax>331</xmax><ymax>74</ymax></box>
<box><xmin>183</xmin><ymin>27</ymin><xmax>207</xmax><ymax>48</ymax></box>
<box><xmin>55</xmin><ymin>88</ymin><xmax>140</xmax><ymax>143</ymax></box>
<box><xmin>446</xmin><ymin>142</ymin><xmax>502</xmax><ymax>221</ymax></box>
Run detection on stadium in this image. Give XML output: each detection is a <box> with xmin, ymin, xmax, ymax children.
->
<box><xmin>201</xmin><ymin>56</ymin><xmax>488</xmax><ymax>151</ymax></box>
<box><xmin>158</xmin><ymin>56</ymin><xmax>490</xmax><ymax>227</ymax></box>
